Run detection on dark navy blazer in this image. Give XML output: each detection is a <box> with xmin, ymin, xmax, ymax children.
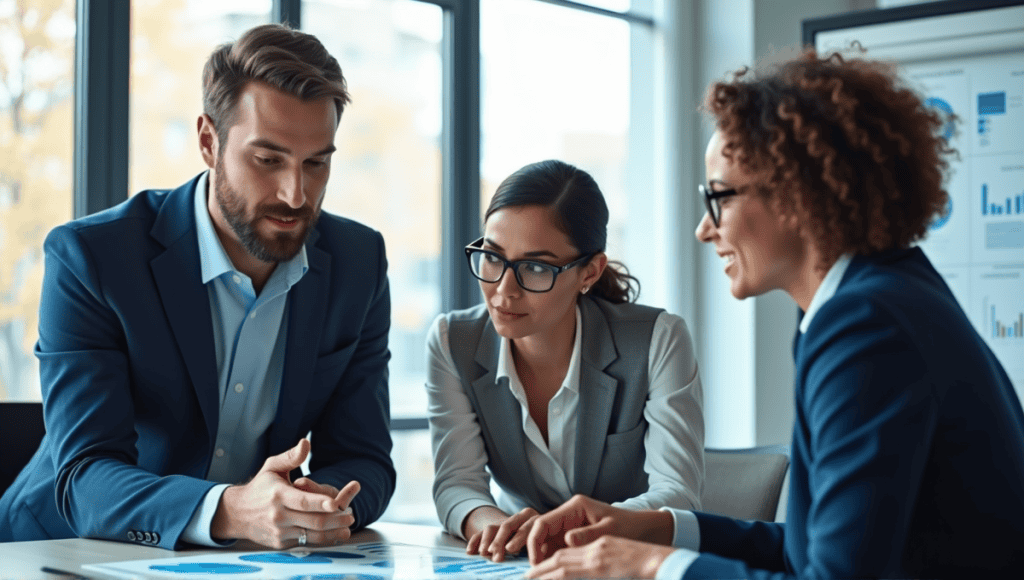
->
<box><xmin>686</xmin><ymin>248</ymin><xmax>1024</xmax><ymax>579</ymax></box>
<box><xmin>0</xmin><ymin>175</ymin><xmax>395</xmax><ymax>549</ymax></box>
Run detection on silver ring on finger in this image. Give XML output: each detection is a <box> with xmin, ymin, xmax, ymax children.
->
<box><xmin>298</xmin><ymin>528</ymin><xmax>308</xmax><ymax>546</ymax></box>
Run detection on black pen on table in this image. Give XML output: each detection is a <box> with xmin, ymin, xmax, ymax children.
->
<box><xmin>39</xmin><ymin>566</ymin><xmax>93</xmax><ymax>579</ymax></box>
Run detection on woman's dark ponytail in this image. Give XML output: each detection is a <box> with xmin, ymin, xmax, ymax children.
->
<box><xmin>589</xmin><ymin>260</ymin><xmax>639</xmax><ymax>304</ymax></box>
<box><xmin>485</xmin><ymin>160</ymin><xmax>639</xmax><ymax>303</ymax></box>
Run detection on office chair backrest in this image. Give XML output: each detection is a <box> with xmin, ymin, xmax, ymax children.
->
<box><xmin>0</xmin><ymin>402</ymin><xmax>45</xmax><ymax>498</ymax></box>
<box><xmin>702</xmin><ymin>445</ymin><xmax>790</xmax><ymax>522</ymax></box>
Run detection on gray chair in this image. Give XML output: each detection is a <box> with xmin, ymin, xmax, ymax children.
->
<box><xmin>702</xmin><ymin>445</ymin><xmax>790</xmax><ymax>522</ymax></box>
<box><xmin>0</xmin><ymin>402</ymin><xmax>45</xmax><ymax>498</ymax></box>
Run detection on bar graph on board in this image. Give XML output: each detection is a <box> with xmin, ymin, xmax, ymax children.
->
<box><xmin>981</xmin><ymin>184</ymin><xmax>1024</xmax><ymax>216</ymax></box>
<box><xmin>986</xmin><ymin>298</ymin><xmax>1024</xmax><ymax>340</ymax></box>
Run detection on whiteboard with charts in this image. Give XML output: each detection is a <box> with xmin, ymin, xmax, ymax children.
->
<box><xmin>806</xmin><ymin>1</ymin><xmax>1024</xmax><ymax>403</ymax></box>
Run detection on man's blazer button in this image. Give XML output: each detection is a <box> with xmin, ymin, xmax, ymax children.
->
<box><xmin>144</xmin><ymin>532</ymin><xmax>153</xmax><ymax>543</ymax></box>
<box><xmin>127</xmin><ymin>531</ymin><xmax>137</xmax><ymax>541</ymax></box>
<box><xmin>153</xmin><ymin>532</ymin><xmax>161</xmax><ymax>544</ymax></box>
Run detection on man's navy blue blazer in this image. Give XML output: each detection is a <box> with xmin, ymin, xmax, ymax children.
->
<box><xmin>0</xmin><ymin>174</ymin><xmax>396</xmax><ymax>549</ymax></box>
<box><xmin>685</xmin><ymin>247</ymin><xmax>1024</xmax><ymax>579</ymax></box>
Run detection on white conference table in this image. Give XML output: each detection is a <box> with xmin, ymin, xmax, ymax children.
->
<box><xmin>0</xmin><ymin>522</ymin><xmax>466</xmax><ymax>580</ymax></box>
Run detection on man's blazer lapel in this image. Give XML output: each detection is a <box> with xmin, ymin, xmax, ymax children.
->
<box><xmin>149</xmin><ymin>175</ymin><xmax>220</xmax><ymax>441</ymax></box>
<box><xmin>574</xmin><ymin>298</ymin><xmax>619</xmax><ymax>498</ymax></box>
<box><xmin>268</xmin><ymin>231</ymin><xmax>329</xmax><ymax>456</ymax></box>
<box><xmin>471</xmin><ymin>320</ymin><xmax>546</xmax><ymax>509</ymax></box>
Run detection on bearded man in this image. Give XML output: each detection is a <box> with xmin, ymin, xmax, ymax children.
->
<box><xmin>0</xmin><ymin>24</ymin><xmax>394</xmax><ymax>550</ymax></box>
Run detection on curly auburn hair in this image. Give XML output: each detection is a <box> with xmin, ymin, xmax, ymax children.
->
<box><xmin>704</xmin><ymin>47</ymin><xmax>955</xmax><ymax>265</ymax></box>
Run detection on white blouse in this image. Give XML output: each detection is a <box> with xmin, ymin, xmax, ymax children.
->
<box><xmin>426</xmin><ymin>306</ymin><xmax>705</xmax><ymax>538</ymax></box>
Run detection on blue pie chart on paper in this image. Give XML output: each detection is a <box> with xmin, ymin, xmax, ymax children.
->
<box><xmin>311</xmin><ymin>551</ymin><xmax>367</xmax><ymax>559</ymax></box>
<box><xmin>432</xmin><ymin>559</ymin><xmax>522</xmax><ymax>576</ymax></box>
<box><xmin>149</xmin><ymin>563</ymin><xmax>262</xmax><ymax>574</ymax></box>
<box><xmin>241</xmin><ymin>551</ymin><xmax>368</xmax><ymax>564</ymax></box>
<box><xmin>241</xmin><ymin>553</ymin><xmax>332</xmax><ymax>564</ymax></box>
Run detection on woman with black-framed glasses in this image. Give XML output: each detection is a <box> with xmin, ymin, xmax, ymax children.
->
<box><xmin>426</xmin><ymin>159</ymin><xmax>705</xmax><ymax>563</ymax></box>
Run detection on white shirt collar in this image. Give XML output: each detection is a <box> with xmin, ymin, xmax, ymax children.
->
<box><xmin>799</xmin><ymin>253</ymin><xmax>853</xmax><ymax>334</ymax></box>
<box><xmin>496</xmin><ymin>304</ymin><xmax>584</xmax><ymax>394</ymax></box>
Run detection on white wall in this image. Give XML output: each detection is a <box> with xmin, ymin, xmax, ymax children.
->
<box><xmin>654</xmin><ymin>0</ymin><xmax>875</xmax><ymax>448</ymax></box>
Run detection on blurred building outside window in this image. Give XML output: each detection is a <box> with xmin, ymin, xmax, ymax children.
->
<box><xmin>129</xmin><ymin>0</ymin><xmax>271</xmax><ymax>195</ymax></box>
<box><xmin>481</xmin><ymin>0</ymin><xmax>636</xmax><ymax>287</ymax></box>
<box><xmin>304</xmin><ymin>0</ymin><xmax>443</xmax><ymax>525</ymax></box>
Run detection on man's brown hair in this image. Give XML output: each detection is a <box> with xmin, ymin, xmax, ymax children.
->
<box><xmin>202</xmin><ymin>23</ymin><xmax>350</xmax><ymax>147</ymax></box>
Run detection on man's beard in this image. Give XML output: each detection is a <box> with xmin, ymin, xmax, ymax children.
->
<box><xmin>213</xmin><ymin>156</ymin><xmax>319</xmax><ymax>263</ymax></box>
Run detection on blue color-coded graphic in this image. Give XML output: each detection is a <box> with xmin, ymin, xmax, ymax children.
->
<box><xmin>992</xmin><ymin>304</ymin><xmax>1023</xmax><ymax>339</ymax></box>
<box><xmin>986</xmin><ymin>222</ymin><xmax>1024</xmax><ymax>249</ymax></box>
<box><xmin>930</xmin><ymin>197</ymin><xmax>953</xmax><ymax>230</ymax></box>
<box><xmin>309</xmin><ymin>551</ymin><xmax>367</xmax><ymax>559</ymax></box>
<box><xmin>431</xmin><ymin>557</ymin><xmax>522</xmax><ymax>576</ymax></box>
<box><xmin>925</xmin><ymin>96</ymin><xmax>956</xmax><ymax>140</ymax></box>
<box><xmin>981</xmin><ymin>184</ymin><xmax>1024</xmax><ymax>216</ymax></box>
<box><xmin>239</xmin><ymin>551</ymin><xmax>368</xmax><ymax>564</ymax></box>
<box><xmin>149</xmin><ymin>563</ymin><xmax>262</xmax><ymax>574</ymax></box>
<box><xmin>286</xmin><ymin>575</ymin><xmax>388</xmax><ymax>580</ymax></box>
<box><xmin>240</xmin><ymin>553</ymin><xmax>332</xmax><ymax>564</ymax></box>
<box><xmin>978</xmin><ymin>91</ymin><xmax>1007</xmax><ymax>114</ymax></box>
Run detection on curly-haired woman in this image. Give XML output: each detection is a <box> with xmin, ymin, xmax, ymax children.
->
<box><xmin>522</xmin><ymin>48</ymin><xmax>1024</xmax><ymax>580</ymax></box>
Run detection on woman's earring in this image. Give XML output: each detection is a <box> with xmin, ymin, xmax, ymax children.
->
<box><xmin>581</xmin><ymin>286</ymin><xmax>589</xmax><ymax>294</ymax></box>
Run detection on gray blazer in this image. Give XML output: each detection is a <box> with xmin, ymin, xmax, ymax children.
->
<box><xmin>445</xmin><ymin>296</ymin><xmax>662</xmax><ymax>512</ymax></box>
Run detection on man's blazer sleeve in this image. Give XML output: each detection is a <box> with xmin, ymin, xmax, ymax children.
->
<box><xmin>38</xmin><ymin>225</ymin><xmax>216</xmax><ymax>549</ymax></box>
<box><xmin>306</xmin><ymin>228</ymin><xmax>395</xmax><ymax>529</ymax></box>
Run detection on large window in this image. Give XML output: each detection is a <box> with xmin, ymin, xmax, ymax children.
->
<box><xmin>480</xmin><ymin>0</ymin><xmax>634</xmax><ymax>263</ymax></box>
<box><xmin>129</xmin><ymin>0</ymin><xmax>271</xmax><ymax>194</ymax></box>
<box><xmin>0</xmin><ymin>0</ymin><xmax>76</xmax><ymax>401</ymax></box>
<box><xmin>303</xmin><ymin>0</ymin><xmax>443</xmax><ymax>524</ymax></box>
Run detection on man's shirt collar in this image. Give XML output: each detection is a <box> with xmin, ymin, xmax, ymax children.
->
<box><xmin>193</xmin><ymin>171</ymin><xmax>309</xmax><ymax>288</ymax></box>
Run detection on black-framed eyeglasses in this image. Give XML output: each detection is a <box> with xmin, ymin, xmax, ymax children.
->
<box><xmin>464</xmin><ymin>237</ymin><xmax>594</xmax><ymax>293</ymax></box>
<box><xmin>699</xmin><ymin>183</ymin><xmax>739</xmax><ymax>227</ymax></box>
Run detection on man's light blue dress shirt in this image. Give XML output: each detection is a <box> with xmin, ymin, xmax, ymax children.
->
<box><xmin>181</xmin><ymin>172</ymin><xmax>309</xmax><ymax>545</ymax></box>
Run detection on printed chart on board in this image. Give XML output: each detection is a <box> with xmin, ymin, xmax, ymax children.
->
<box><xmin>910</xmin><ymin>52</ymin><xmax>1024</xmax><ymax>400</ymax></box>
<box><xmin>84</xmin><ymin>541</ymin><xmax>530</xmax><ymax>580</ymax></box>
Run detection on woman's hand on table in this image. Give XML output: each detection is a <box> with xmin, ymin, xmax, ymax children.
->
<box><xmin>464</xmin><ymin>506</ymin><xmax>540</xmax><ymax>562</ymax></box>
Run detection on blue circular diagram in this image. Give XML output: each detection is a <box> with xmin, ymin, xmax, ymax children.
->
<box><xmin>308</xmin><ymin>551</ymin><xmax>367</xmax><ymax>559</ymax></box>
<box><xmin>925</xmin><ymin>96</ymin><xmax>956</xmax><ymax>141</ymax></box>
<box><xmin>149</xmin><ymin>563</ymin><xmax>262</xmax><ymax>574</ymax></box>
<box><xmin>930</xmin><ymin>197</ymin><xmax>953</xmax><ymax>230</ymax></box>
<box><xmin>240</xmin><ymin>553</ymin><xmax>332</xmax><ymax>564</ymax></box>
<box><xmin>286</xmin><ymin>575</ymin><xmax>387</xmax><ymax>580</ymax></box>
